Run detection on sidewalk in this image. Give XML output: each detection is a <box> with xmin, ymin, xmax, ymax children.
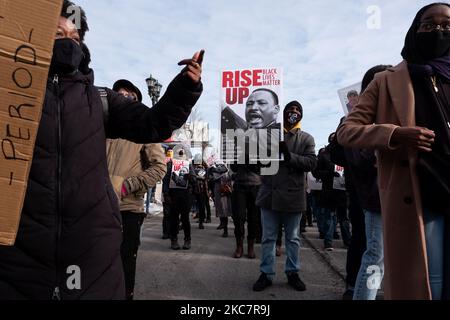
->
<box><xmin>301</xmin><ymin>225</ymin><xmax>347</xmax><ymax>282</ymax></box>
<box><xmin>301</xmin><ymin>224</ymin><xmax>385</xmax><ymax>300</ymax></box>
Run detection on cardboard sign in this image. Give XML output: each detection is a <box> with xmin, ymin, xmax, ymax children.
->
<box><xmin>220</xmin><ymin>67</ymin><xmax>284</xmax><ymax>163</ymax></box>
<box><xmin>0</xmin><ymin>0</ymin><xmax>62</xmax><ymax>246</ymax></box>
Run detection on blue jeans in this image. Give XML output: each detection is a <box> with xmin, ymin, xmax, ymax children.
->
<box><xmin>424</xmin><ymin>211</ymin><xmax>446</xmax><ymax>300</ymax></box>
<box><xmin>353</xmin><ymin>210</ymin><xmax>384</xmax><ymax>300</ymax></box>
<box><xmin>321</xmin><ymin>208</ymin><xmax>337</xmax><ymax>247</ymax></box>
<box><xmin>260</xmin><ymin>208</ymin><xmax>302</xmax><ymax>280</ymax></box>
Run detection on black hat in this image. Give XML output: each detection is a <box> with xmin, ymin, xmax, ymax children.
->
<box><xmin>285</xmin><ymin>100</ymin><xmax>303</xmax><ymax>117</ymax></box>
<box><xmin>113</xmin><ymin>79</ymin><xmax>143</xmax><ymax>102</ymax></box>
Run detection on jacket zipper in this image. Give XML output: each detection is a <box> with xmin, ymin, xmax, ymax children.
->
<box><xmin>431</xmin><ymin>77</ymin><xmax>450</xmax><ymax>131</ymax></box>
<box><xmin>52</xmin><ymin>74</ymin><xmax>62</xmax><ymax>301</ymax></box>
<box><xmin>431</xmin><ymin>76</ymin><xmax>439</xmax><ymax>93</ymax></box>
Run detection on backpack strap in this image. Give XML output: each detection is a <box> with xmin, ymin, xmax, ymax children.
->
<box><xmin>97</xmin><ymin>87</ymin><xmax>109</xmax><ymax>127</ymax></box>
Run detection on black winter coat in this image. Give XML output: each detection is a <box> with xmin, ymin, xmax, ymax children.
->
<box><xmin>312</xmin><ymin>149</ymin><xmax>346</xmax><ymax>209</ymax></box>
<box><xmin>0</xmin><ymin>70</ymin><xmax>201</xmax><ymax>300</ymax></box>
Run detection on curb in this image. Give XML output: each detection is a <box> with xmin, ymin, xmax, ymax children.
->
<box><xmin>302</xmin><ymin>234</ymin><xmax>346</xmax><ymax>282</ymax></box>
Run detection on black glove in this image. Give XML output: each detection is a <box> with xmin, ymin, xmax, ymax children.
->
<box><xmin>280</xmin><ymin>142</ymin><xmax>291</xmax><ymax>163</ymax></box>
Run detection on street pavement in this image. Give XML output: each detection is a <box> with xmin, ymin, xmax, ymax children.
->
<box><xmin>134</xmin><ymin>212</ymin><xmax>347</xmax><ymax>300</ymax></box>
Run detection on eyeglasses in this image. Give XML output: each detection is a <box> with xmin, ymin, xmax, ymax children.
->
<box><xmin>418</xmin><ymin>21</ymin><xmax>450</xmax><ymax>32</ymax></box>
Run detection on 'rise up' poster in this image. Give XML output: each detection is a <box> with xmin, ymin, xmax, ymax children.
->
<box><xmin>220</xmin><ymin>68</ymin><xmax>284</xmax><ymax>163</ymax></box>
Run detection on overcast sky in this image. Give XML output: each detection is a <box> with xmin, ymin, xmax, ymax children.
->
<box><xmin>75</xmin><ymin>0</ymin><xmax>437</xmax><ymax>151</ymax></box>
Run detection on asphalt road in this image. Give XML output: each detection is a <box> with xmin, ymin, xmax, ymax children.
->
<box><xmin>134</xmin><ymin>214</ymin><xmax>345</xmax><ymax>300</ymax></box>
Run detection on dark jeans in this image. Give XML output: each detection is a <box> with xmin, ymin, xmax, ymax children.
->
<box><xmin>121</xmin><ymin>211</ymin><xmax>146</xmax><ymax>300</ymax></box>
<box><xmin>337</xmin><ymin>204</ymin><xmax>352</xmax><ymax>247</ymax></box>
<box><xmin>195</xmin><ymin>192</ymin><xmax>209</xmax><ymax>223</ymax></box>
<box><xmin>169</xmin><ymin>189</ymin><xmax>193</xmax><ymax>241</ymax></box>
<box><xmin>345</xmin><ymin>190</ymin><xmax>367</xmax><ymax>288</ymax></box>
<box><xmin>162</xmin><ymin>202</ymin><xmax>170</xmax><ymax>237</ymax></box>
<box><xmin>232</xmin><ymin>185</ymin><xmax>260</xmax><ymax>240</ymax></box>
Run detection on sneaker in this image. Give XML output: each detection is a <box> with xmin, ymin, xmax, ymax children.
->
<box><xmin>287</xmin><ymin>273</ymin><xmax>306</xmax><ymax>292</ymax></box>
<box><xmin>171</xmin><ymin>240</ymin><xmax>181</xmax><ymax>250</ymax></box>
<box><xmin>253</xmin><ymin>273</ymin><xmax>272</xmax><ymax>292</ymax></box>
<box><xmin>325</xmin><ymin>245</ymin><xmax>334</xmax><ymax>252</ymax></box>
<box><xmin>183</xmin><ymin>240</ymin><xmax>191</xmax><ymax>250</ymax></box>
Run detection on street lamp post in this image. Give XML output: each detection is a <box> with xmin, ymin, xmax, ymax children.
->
<box><xmin>145</xmin><ymin>74</ymin><xmax>163</xmax><ymax>107</ymax></box>
<box><xmin>144</xmin><ymin>75</ymin><xmax>163</xmax><ymax>213</ymax></box>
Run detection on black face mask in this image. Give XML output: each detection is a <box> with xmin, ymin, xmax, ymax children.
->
<box><xmin>50</xmin><ymin>38</ymin><xmax>83</xmax><ymax>74</ymax></box>
<box><xmin>416</xmin><ymin>30</ymin><xmax>450</xmax><ymax>61</ymax></box>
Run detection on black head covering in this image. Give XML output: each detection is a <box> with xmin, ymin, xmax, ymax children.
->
<box><xmin>284</xmin><ymin>100</ymin><xmax>303</xmax><ymax>118</ymax></box>
<box><xmin>113</xmin><ymin>79</ymin><xmax>143</xmax><ymax>102</ymax></box>
<box><xmin>401</xmin><ymin>2</ymin><xmax>450</xmax><ymax>63</ymax></box>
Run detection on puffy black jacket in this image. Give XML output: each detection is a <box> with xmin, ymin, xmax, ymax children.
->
<box><xmin>0</xmin><ymin>69</ymin><xmax>202</xmax><ymax>300</ymax></box>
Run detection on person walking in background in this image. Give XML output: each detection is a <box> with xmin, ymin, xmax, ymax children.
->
<box><xmin>163</xmin><ymin>148</ymin><xmax>195</xmax><ymax>251</ymax></box>
<box><xmin>192</xmin><ymin>159</ymin><xmax>210</xmax><ymax>230</ymax></box>
<box><xmin>338</xmin><ymin>3</ymin><xmax>450</xmax><ymax>300</ymax></box>
<box><xmin>106</xmin><ymin>80</ymin><xmax>167</xmax><ymax>300</ymax></box>
<box><xmin>161</xmin><ymin>149</ymin><xmax>174</xmax><ymax>240</ymax></box>
<box><xmin>230</xmin><ymin>164</ymin><xmax>261</xmax><ymax>259</ymax></box>
<box><xmin>209</xmin><ymin>162</ymin><xmax>233</xmax><ymax>238</ymax></box>
<box><xmin>313</xmin><ymin>145</ymin><xmax>342</xmax><ymax>252</ymax></box>
<box><xmin>253</xmin><ymin>101</ymin><xmax>317</xmax><ymax>292</ymax></box>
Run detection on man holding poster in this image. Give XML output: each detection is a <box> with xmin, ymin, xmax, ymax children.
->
<box><xmin>253</xmin><ymin>101</ymin><xmax>317</xmax><ymax>292</ymax></box>
<box><xmin>220</xmin><ymin>68</ymin><xmax>283</xmax><ymax>165</ymax></box>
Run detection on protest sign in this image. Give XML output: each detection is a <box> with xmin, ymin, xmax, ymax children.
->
<box><xmin>169</xmin><ymin>159</ymin><xmax>190</xmax><ymax>189</ymax></box>
<box><xmin>338</xmin><ymin>83</ymin><xmax>361</xmax><ymax>115</ymax></box>
<box><xmin>0</xmin><ymin>0</ymin><xmax>62</xmax><ymax>246</ymax></box>
<box><xmin>220</xmin><ymin>67</ymin><xmax>283</xmax><ymax>163</ymax></box>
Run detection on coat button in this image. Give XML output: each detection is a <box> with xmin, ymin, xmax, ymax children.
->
<box><xmin>401</xmin><ymin>160</ymin><xmax>409</xmax><ymax>167</ymax></box>
<box><xmin>404</xmin><ymin>197</ymin><xmax>413</xmax><ymax>205</ymax></box>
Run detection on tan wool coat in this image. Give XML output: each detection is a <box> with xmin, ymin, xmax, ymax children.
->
<box><xmin>337</xmin><ymin>61</ymin><xmax>433</xmax><ymax>300</ymax></box>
